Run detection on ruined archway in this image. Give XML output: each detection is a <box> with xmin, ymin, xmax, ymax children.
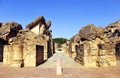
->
<box><xmin>0</xmin><ymin>44</ymin><xmax>4</xmax><ymax>62</ymax></box>
<box><xmin>115</xmin><ymin>42</ymin><xmax>120</xmax><ymax>60</ymax></box>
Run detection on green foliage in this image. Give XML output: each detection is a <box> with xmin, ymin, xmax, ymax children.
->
<box><xmin>53</xmin><ymin>37</ymin><xmax>67</xmax><ymax>45</ymax></box>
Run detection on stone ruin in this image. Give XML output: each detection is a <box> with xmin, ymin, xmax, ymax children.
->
<box><xmin>65</xmin><ymin>20</ymin><xmax>120</xmax><ymax>67</ymax></box>
<box><xmin>0</xmin><ymin>22</ymin><xmax>22</xmax><ymax>62</ymax></box>
<box><xmin>0</xmin><ymin>16</ymin><xmax>55</xmax><ymax>67</ymax></box>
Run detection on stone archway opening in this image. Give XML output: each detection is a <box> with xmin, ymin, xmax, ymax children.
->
<box><xmin>0</xmin><ymin>44</ymin><xmax>4</xmax><ymax>62</ymax></box>
<box><xmin>115</xmin><ymin>42</ymin><xmax>120</xmax><ymax>60</ymax></box>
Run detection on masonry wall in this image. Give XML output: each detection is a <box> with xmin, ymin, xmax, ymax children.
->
<box><xmin>3</xmin><ymin>44</ymin><xmax>24</xmax><ymax>67</ymax></box>
<box><xmin>23</xmin><ymin>44</ymin><xmax>44</xmax><ymax>67</ymax></box>
<box><xmin>3</xmin><ymin>44</ymin><xmax>44</xmax><ymax>67</ymax></box>
<box><xmin>75</xmin><ymin>41</ymin><xmax>116</xmax><ymax>67</ymax></box>
<box><xmin>31</xmin><ymin>24</ymin><xmax>40</xmax><ymax>34</ymax></box>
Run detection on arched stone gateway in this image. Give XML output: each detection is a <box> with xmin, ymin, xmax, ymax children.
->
<box><xmin>115</xmin><ymin>42</ymin><xmax>120</xmax><ymax>60</ymax></box>
<box><xmin>0</xmin><ymin>44</ymin><xmax>4</xmax><ymax>62</ymax></box>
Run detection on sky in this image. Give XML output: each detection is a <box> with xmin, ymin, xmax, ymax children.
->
<box><xmin>0</xmin><ymin>0</ymin><xmax>120</xmax><ymax>39</ymax></box>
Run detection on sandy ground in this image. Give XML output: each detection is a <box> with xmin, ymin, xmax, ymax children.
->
<box><xmin>0</xmin><ymin>51</ymin><xmax>120</xmax><ymax>78</ymax></box>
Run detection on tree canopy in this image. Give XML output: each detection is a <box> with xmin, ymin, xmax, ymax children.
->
<box><xmin>53</xmin><ymin>38</ymin><xmax>67</xmax><ymax>45</ymax></box>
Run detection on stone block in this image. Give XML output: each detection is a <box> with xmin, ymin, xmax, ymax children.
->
<box><xmin>24</xmin><ymin>45</ymin><xmax>44</xmax><ymax>67</ymax></box>
<box><xmin>84</xmin><ymin>56</ymin><xmax>97</xmax><ymax>67</ymax></box>
<box><xmin>98</xmin><ymin>50</ymin><xmax>106</xmax><ymax>56</ymax></box>
<box><xmin>97</xmin><ymin>56</ymin><xmax>110</xmax><ymax>67</ymax></box>
<box><xmin>107</xmin><ymin>49</ymin><xmax>115</xmax><ymax>55</ymax></box>
<box><xmin>10</xmin><ymin>61</ymin><xmax>24</xmax><ymax>67</ymax></box>
<box><xmin>44</xmin><ymin>52</ymin><xmax>48</xmax><ymax>60</ymax></box>
<box><xmin>71</xmin><ymin>52</ymin><xmax>76</xmax><ymax>59</ymax></box>
<box><xmin>3</xmin><ymin>45</ymin><xmax>11</xmax><ymax>65</ymax></box>
<box><xmin>3</xmin><ymin>57</ymin><xmax>12</xmax><ymax>65</ymax></box>
<box><xmin>84</xmin><ymin>56</ymin><xmax>97</xmax><ymax>63</ymax></box>
<box><xmin>107</xmin><ymin>55</ymin><xmax>116</xmax><ymax>61</ymax></box>
<box><xmin>13</xmin><ymin>44</ymin><xmax>23</xmax><ymax>60</ymax></box>
<box><xmin>83</xmin><ymin>50</ymin><xmax>89</xmax><ymax>56</ymax></box>
<box><xmin>24</xmin><ymin>57</ymin><xmax>36</xmax><ymax>67</ymax></box>
<box><xmin>90</xmin><ymin>50</ymin><xmax>98</xmax><ymax>56</ymax></box>
<box><xmin>84</xmin><ymin>42</ymin><xmax>90</xmax><ymax>48</ymax></box>
<box><xmin>90</xmin><ymin>44</ymin><xmax>98</xmax><ymax>50</ymax></box>
<box><xmin>72</xmin><ymin>44</ymin><xmax>76</xmax><ymax>52</ymax></box>
<box><xmin>97</xmin><ymin>62</ymin><xmax>110</xmax><ymax>67</ymax></box>
<box><xmin>84</xmin><ymin>62</ymin><xmax>97</xmax><ymax>67</ymax></box>
<box><xmin>44</xmin><ymin>42</ymin><xmax>48</xmax><ymax>53</ymax></box>
<box><xmin>109</xmin><ymin>61</ymin><xmax>116</xmax><ymax>66</ymax></box>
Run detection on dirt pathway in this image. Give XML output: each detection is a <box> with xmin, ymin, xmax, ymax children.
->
<box><xmin>39</xmin><ymin>51</ymin><xmax>82</xmax><ymax>68</ymax></box>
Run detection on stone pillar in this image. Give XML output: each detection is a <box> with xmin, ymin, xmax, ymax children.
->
<box><xmin>11</xmin><ymin>44</ymin><xmax>23</xmax><ymax>67</ymax></box>
<box><xmin>44</xmin><ymin>41</ymin><xmax>48</xmax><ymax>60</ymax></box>
<box><xmin>56</xmin><ymin>56</ymin><xmax>62</xmax><ymax>75</ymax></box>
<box><xmin>23</xmin><ymin>44</ymin><xmax>36</xmax><ymax>67</ymax></box>
<box><xmin>3</xmin><ymin>45</ymin><xmax>11</xmax><ymax>65</ymax></box>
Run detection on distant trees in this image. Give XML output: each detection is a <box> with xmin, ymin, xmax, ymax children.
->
<box><xmin>53</xmin><ymin>38</ymin><xmax>68</xmax><ymax>48</ymax></box>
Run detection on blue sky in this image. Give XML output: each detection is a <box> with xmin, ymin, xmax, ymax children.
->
<box><xmin>0</xmin><ymin>0</ymin><xmax>120</xmax><ymax>39</ymax></box>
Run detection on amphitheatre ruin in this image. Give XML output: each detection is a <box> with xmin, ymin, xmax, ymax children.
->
<box><xmin>0</xmin><ymin>16</ymin><xmax>120</xmax><ymax>78</ymax></box>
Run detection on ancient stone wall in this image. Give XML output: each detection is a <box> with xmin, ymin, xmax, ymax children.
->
<box><xmin>23</xmin><ymin>44</ymin><xmax>44</xmax><ymax>67</ymax></box>
<box><xmin>1</xmin><ymin>16</ymin><xmax>54</xmax><ymax>67</ymax></box>
<box><xmin>3</xmin><ymin>44</ymin><xmax>44</xmax><ymax>67</ymax></box>
<box><xmin>67</xmin><ymin>42</ymin><xmax>76</xmax><ymax>59</ymax></box>
<box><xmin>3</xmin><ymin>44</ymin><xmax>24</xmax><ymax>67</ymax></box>
<box><xmin>67</xmin><ymin>22</ymin><xmax>119</xmax><ymax>67</ymax></box>
<box><xmin>75</xmin><ymin>40</ymin><xmax>116</xmax><ymax>67</ymax></box>
<box><xmin>26</xmin><ymin>16</ymin><xmax>54</xmax><ymax>60</ymax></box>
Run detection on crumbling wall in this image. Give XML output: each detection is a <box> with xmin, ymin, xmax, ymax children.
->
<box><xmin>2</xmin><ymin>16</ymin><xmax>54</xmax><ymax>67</ymax></box>
<box><xmin>26</xmin><ymin>16</ymin><xmax>54</xmax><ymax>60</ymax></box>
<box><xmin>97</xmin><ymin>43</ymin><xmax>116</xmax><ymax>67</ymax></box>
<box><xmin>0</xmin><ymin>22</ymin><xmax>22</xmax><ymax>41</ymax></box>
<box><xmin>23</xmin><ymin>44</ymin><xmax>44</xmax><ymax>67</ymax></box>
<box><xmin>67</xmin><ymin>23</ymin><xmax>118</xmax><ymax>67</ymax></box>
<box><xmin>0</xmin><ymin>22</ymin><xmax>22</xmax><ymax>62</ymax></box>
<box><xmin>75</xmin><ymin>39</ymin><xmax>116</xmax><ymax>67</ymax></box>
<box><xmin>104</xmin><ymin>20</ymin><xmax>120</xmax><ymax>60</ymax></box>
<box><xmin>3</xmin><ymin>44</ymin><xmax>23</xmax><ymax>67</ymax></box>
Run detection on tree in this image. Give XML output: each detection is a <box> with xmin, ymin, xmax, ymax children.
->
<box><xmin>53</xmin><ymin>37</ymin><xmax>68</xmax><ymax>47</ymax></box>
